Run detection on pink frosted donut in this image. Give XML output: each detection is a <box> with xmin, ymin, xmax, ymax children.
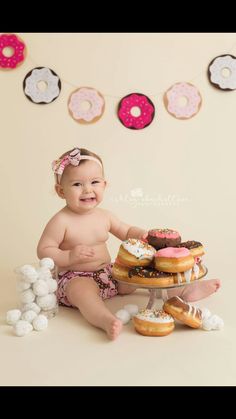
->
<box><xmin>118</xmin><ymin>93</ymin><xmax>155</xmax><ymax>129</ymax></box>
<box><xmin>68</xmin><ymin>87</ymin><xmax>105</xmax><ymax>124</ymax></box>
<box><xmin>164</xmin><ymin>82</ymin><xmax>202</xmax><ymax>119</ymax></box>
<box><xmin>154</xmin><ymin>247</ymin><xmax>194</xmax><ymax>273</ymax></box>
<box><xmin>0</xmin><ymin>34</ymin><xmax>26</xmax><ymax>70</ymax></box>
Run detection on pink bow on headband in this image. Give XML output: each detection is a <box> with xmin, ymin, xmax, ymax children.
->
<box><xmin>52</xmin><ymin>148</ymin><xmax>81</xmax><ymax>175</ymax></box>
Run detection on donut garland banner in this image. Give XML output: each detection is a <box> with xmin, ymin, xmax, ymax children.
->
<box><xmin>0</xmin><ymin>33</ymin><xmax>26</xmax><ymax>70</ymax></box>
<box><xmin>23</xmin><ymin>67</ymin><xmax>61</xmax><ymax>104</ymax></box>
<box><xmin>2</xmin><ymin>33</ymin><xmax>236</xmax><ymax>124</ymax></box>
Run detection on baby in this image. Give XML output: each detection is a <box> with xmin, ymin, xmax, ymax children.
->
<box><xmin>37</xmin><ymin>147</ymin><xmax>220</xmax><ymax>340</ymax></box>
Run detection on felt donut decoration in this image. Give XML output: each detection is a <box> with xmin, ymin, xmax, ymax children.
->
<box><xmin>117</xmin><ymin>93</ymin><xmax>155</xmax><ymax>129</ymax></box>
<box><xmin>163</xmin><ymin>82</ymin><xmax>202</xmax><ymax>119</ymax></box>
<box><xmin>208</xmin><ymin>54</ymin><xmax>236</xmax><ymax>90</ymax></box>
<box><xmin>0</xmin><ymin>33</ymin><xmax>26</xmax><ymax>70</ymax></box>
<box><xmin>68</xmin><ymin>87</ymin><xmax>105</xmax><ymax>124</ymax></box>
<box><xmin>23</xmin><ymin>67</ymin><xmax>61</xmax><ymax>104</ymax></box>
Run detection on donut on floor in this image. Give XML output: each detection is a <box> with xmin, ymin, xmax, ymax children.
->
<box><xmin>163</xmin><ymin>296</ymin><xmax>202</xmax><ymax>329</ymax></box>
<box><xmin>117</xmin><ymin>239</ymin><xmax>156</xmax><ymax>267</ymax></box>
<box><xmin>133</xmin><ymin>309</ymin><xmax>175</xmax><ymax>336</ymax></box>
<box><xmin>147</xmin><ymin>228</ymin><xmax>181</xmax><ymax>250</ymax></box>
<box><xmin>155</xmin><ymin>247</ymin><xmax>194</xmax><ymax>273</ymax></box>
<box><xmin>177</xmin><ymin>240</ymin><xmax>205</xmax><ymax>260</ymax></box>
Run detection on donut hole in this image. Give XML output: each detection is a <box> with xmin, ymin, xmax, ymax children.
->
<box><xmin>130</xmin><ymin>106</ymin><xmax>141</xmax><ymax>117</ymax></box>
<box><xmin>2</xmin><ymin>46</ymin><xmax>15</xmax><ymax>58</ymax></box>
<box><xmin>80</xmin><ymin>100</ymin><xmax>92</xmax><ymax>111</ymax></box>
<box><xmin>37</xmin><ymin>80</ymin><xmax>48</xmax><ymax>92</ymax></box>
<box><xmin>221</xmin><ymin>67</ymin><xmax>231</xmax><ymax>78</ymax></box>
<box><xmin>177</xmin><ymin>96</ymin><xmax>189</xmax><ymax>108</ymax></box>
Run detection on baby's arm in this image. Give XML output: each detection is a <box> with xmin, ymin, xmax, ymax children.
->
<box><xmin>107</xmin><ymin>211</ymin><xmax>148</xmax><ymax>241</ymax></box>
<box><xmin>37</xmin><ymin>215</ymin><xmax>94</xmax><ymax>268</ymax></box>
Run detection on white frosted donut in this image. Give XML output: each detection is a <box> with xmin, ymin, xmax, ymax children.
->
<box><xmin>68</xmin><ymin>87</ymin><xmax>105</xmax><ymax>123</ymax></box>
<box><xmin>23</xmin><ymin>67</ymin><xmax>61</xmax><ymax>104</ymax></box>
<box><xmin>164</xmin><ymin>82</ymin><xmax>202</xmax><ymax>119</ymax></box>
<box><xmin>208</xmin><ymin>54</ymin><xmax>236</xmax><ymax>90</ymax></box>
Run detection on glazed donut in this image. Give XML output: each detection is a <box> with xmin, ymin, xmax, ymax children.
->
<box><xmin>163</xmin><ymin>296</ymin><xmax>202</xmax><ymax>329</ymax></box>
<box><xmin>117</xmin><ymin>239</ymin><xmax>156</xmax><ymax>268</ymax></box>
<box><xmin>155</xmin><ymin>247</ymin><xmax>194</xmax><ymax>273</ymax></box>
<box><xmin>112</xmin><ymin>263</ymin><xmax>174</xmax><ymax>287</ymax></box>
<box><xmin>163</xmin><ymin>82</ymin><xmax>202</xmax><ymax>119</ymax></box>
<box><xmin>112</xmin><ymin>261</ymin><xmax>206</xmax><ymax>287</ymax></box>
<box><xmin>177</xmin><ymin>241</ymin><xmax>205</xmax><ymax>260</ymax></box>
<box><xmin>0</xmin><ymin>34</ymin><xmax>26</xmax><ymax>70</ymax></box>
<box><xmin>133</xmin><ymin>309</ymin><xmax>175</xmax><ymax>336</ymax></box>
<box><xmin>68</xmin><ymin>87</ymin><xmax>105</xmax><ymax>123</ymax></box>
<box><xmin>117</xmin><ymin>93</ymin><xmax>155</xmax><ymax>129</ymax></box>
<box><xmin>208</xmin><ymin>55</ymin><xmax>236</xmax><ymax>90</ymax></box>
<box><xmin>23</xmin><ymin>67</ymin><xmax>61</xmax><ymax>104</ymax></box>
<box><xmin>147</xmin><ymin>228</ymin><xmax>181</xmax><ymax>250</ymax></box>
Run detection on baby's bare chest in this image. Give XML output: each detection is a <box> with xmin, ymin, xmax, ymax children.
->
<box><xmin>62</xmin><ymin>215</ymin><xmax>110</xmax><ymax>247</ymax></box>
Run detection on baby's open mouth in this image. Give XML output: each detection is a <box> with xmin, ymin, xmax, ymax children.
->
<box><xmin>80</xmin><ymin>197</ymin><xmax>96</xmax><ymax>202</ymax></box>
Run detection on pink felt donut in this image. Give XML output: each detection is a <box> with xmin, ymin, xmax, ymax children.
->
<box><xmin>118</xmin><ymin>93</ymin><xmax>155</xmax><ymax>129</ymax></box>
<box><xmin>164</xmin><ymin>82</ymin><xmax>202</xmax><ymax>119</ymax></box>
<box><xmin>68</xmin><ymin>87</ymin><xmax>105</xmax><ymax>124</ymax></box>
<box><xmin>0</xmin><ymin>34</ymin><xmax>26</xmax><ymax>70</ymax></box>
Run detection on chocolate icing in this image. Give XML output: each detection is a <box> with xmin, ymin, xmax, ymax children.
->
<box><xmin>166</xmin><ymin>296</ymin><xmax>202</xmax><ymax>320</ymax></box>
<box><xmin>177</xmin><ymin>241</ymin><xmax>202</xmax><ymax>249</ymax></box>
<box><xmin>128</xmin><ymin>266</ymin><xmax>171</xmax><ymax>279</ymax></box>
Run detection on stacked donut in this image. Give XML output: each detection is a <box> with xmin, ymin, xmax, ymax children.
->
<box><xmin>112</xmin><ymin>229</ymin><xmax>206</xmax><ymax>288</ymax></box>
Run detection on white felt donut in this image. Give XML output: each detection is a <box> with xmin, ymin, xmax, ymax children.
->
<box><xmin>23</xmin><ymin>67</ymin><xmax>61</xmax><ymax>104</ymax></box>
<box><xmin>164</xmin><ymin>82</ymin><xmax>202</xmax><ymax>119</ymax></box>
<box><xmin>208</xmin><ymin>55</ymin><xmax>236</xmax><ymax>90</ymax></box>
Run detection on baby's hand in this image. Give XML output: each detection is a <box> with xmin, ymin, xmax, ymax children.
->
<box><xmin>69</xmin><ymin>245</ymin><xmax>95</xmax><ymax>265</ymax></box>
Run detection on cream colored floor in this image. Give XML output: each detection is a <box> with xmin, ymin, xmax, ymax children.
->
<box><xmin>1</xmin><ymin>274</ymin><xmax>235</xmax><ymax>386</ymax></box>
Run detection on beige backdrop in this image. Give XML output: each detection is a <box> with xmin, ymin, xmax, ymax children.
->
<box><xmin>1</xmin><ymin>33</ymin><xmax>236</xmax><ymax>386</ymax></box>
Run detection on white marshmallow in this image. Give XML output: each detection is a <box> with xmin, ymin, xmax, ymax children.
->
<box><xmin>21</xmin><ymin>302</ymin><xmax>41</xmax><ymax>314</ymax></box>
<box><xmin>124</xmin><ymin>304</ymin><xmax>139</xmax><ymax>317</ymax></box>
<box><xmin>36</xmin><ymin>294</ymin><xmax>57</xmax><ymax>310</ymax></box>
<box><xmin>33</xmin><ymin>315</ymin><xmax>48</xmax><ymax>331</ymax></box>
<box><xmin>19</xmin><ymin>289</ymin><xmax>35</xmax><ymax>304</ymax></box>
<box><xmin>32</xmin><ymin>279</ymin><xmax>49</xmax><ymax>296</ymax></box>
<box><xmin>115</xmin><ymin>309</ymin><xmax>131</xmax><ymax>324</ymax></box>
<box><xmin>21</xmin><ymin>310</ymin><xmax>38</xmax><ymax>323</ymax></box>
<box><xmin>6</xmin><ymin>309</ymin><xmax>22</xmax><ymax>325</ymax></box>
<box><xmin>39</xmin><ymin>258</ymin><xmax>54</xmax><ymax>270</ymax></box>
<box><xmin>13</xmin><ymin>320</ymin><xmax>33</xmax><ymax>336</ymax></box>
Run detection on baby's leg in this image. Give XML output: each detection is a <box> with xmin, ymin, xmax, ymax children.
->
<box><xmin>117</xmin><ymin>283</ymin><xmax>137</xmax><ymax>295</ymax></box>
<box><xmin>66</xmin><ymin>277</ymin><xmax>122</xmax><ymax>340</ymax></box>
<box><xmin>166</xmin><ymin>279</ymin><xmax>221</xmax><ymax>302</ymax></box>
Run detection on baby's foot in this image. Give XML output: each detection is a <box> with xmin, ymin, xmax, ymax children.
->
<box><xmin>181</xmin><ymin>279</ymin><xmax>221</xmax><ymax>302</ymax></box>
<box><xmin>104</xmin><ymin>316</ymin><xmax>123</xmax><ymax>340</ymax></box>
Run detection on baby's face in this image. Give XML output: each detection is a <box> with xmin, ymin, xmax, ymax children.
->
<box><xmin>57</xmin><ymin>160</ymin><xmax>106</xmax><ymax>213</ymax></box>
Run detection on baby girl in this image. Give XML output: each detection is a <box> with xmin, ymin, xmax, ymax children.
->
<box><xmin>37</xmin><ymin>147</ymin><xmax>220</xmax><ymax>340</ymax></box>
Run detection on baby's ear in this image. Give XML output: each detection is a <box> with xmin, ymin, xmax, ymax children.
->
<box><xmin>55</xmin><ymin>183</ymin><xmax>65</xmax><ymax>199</ymax></box>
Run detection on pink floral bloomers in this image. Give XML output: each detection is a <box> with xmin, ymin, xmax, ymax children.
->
<box><xmin>56</xmin><ymin>263</ymin><xmax>118</xmax><ymax>307</ymax></box>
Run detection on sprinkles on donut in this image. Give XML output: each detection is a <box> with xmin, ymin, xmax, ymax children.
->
<box><xmin>118</xmin><ymin>93</ymin><xmax>155</xmax><ymax>129</ymax></box>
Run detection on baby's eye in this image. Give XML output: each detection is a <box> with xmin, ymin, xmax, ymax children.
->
<box><xmin>73</xmin><ymin>183</ymin><xmax>82</xmax><ymax>187</ymax></box>
<box><xmin>92</xmin><ymin>180</ymin><xmax>100</xmax><ymax>184</ymax></box>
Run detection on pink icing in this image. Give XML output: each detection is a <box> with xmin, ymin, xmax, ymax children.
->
<box><xmin>118</xmin><ymin>93</ymin><xmax>155</xmax><ymax>129</ymax></box>
<box><xmin>165</xmin><ymin>82</ymin><xmax>201</xmax><ymax>119</ymax></box>
<box><xmin>0</xmin><ymin>34</ymin><xmax>26</xmax><ymax>69</ymax></box>
<box><xmin>156</xmin><ymin>247</ymin><xmax>190</xmax><ymax>258</ymax></box>
<box><xmin>68</xmin><ymin>87</ymin><xmax>105</xmax><ymax>123</ymax></box>
<box><xmin>149</xmin><ymin>229</ymin><xmax>179</xmax><ymax>239</ymax></box>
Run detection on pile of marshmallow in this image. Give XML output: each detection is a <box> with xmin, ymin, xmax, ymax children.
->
<box><xmin>6</xmin><ymin>258</ymin><xmax>58</xmax><ymax>337</ymax></box>
<box><xmin>116</xmin><ymin>304</ymin><xmax>224</xmax><ymax>331</ymax></box>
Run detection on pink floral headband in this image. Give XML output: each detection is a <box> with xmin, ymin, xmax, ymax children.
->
<box><xmin>52</xmin><ymin>147</ymin><xmax>103</xmax><ymax>182</ymax></box>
